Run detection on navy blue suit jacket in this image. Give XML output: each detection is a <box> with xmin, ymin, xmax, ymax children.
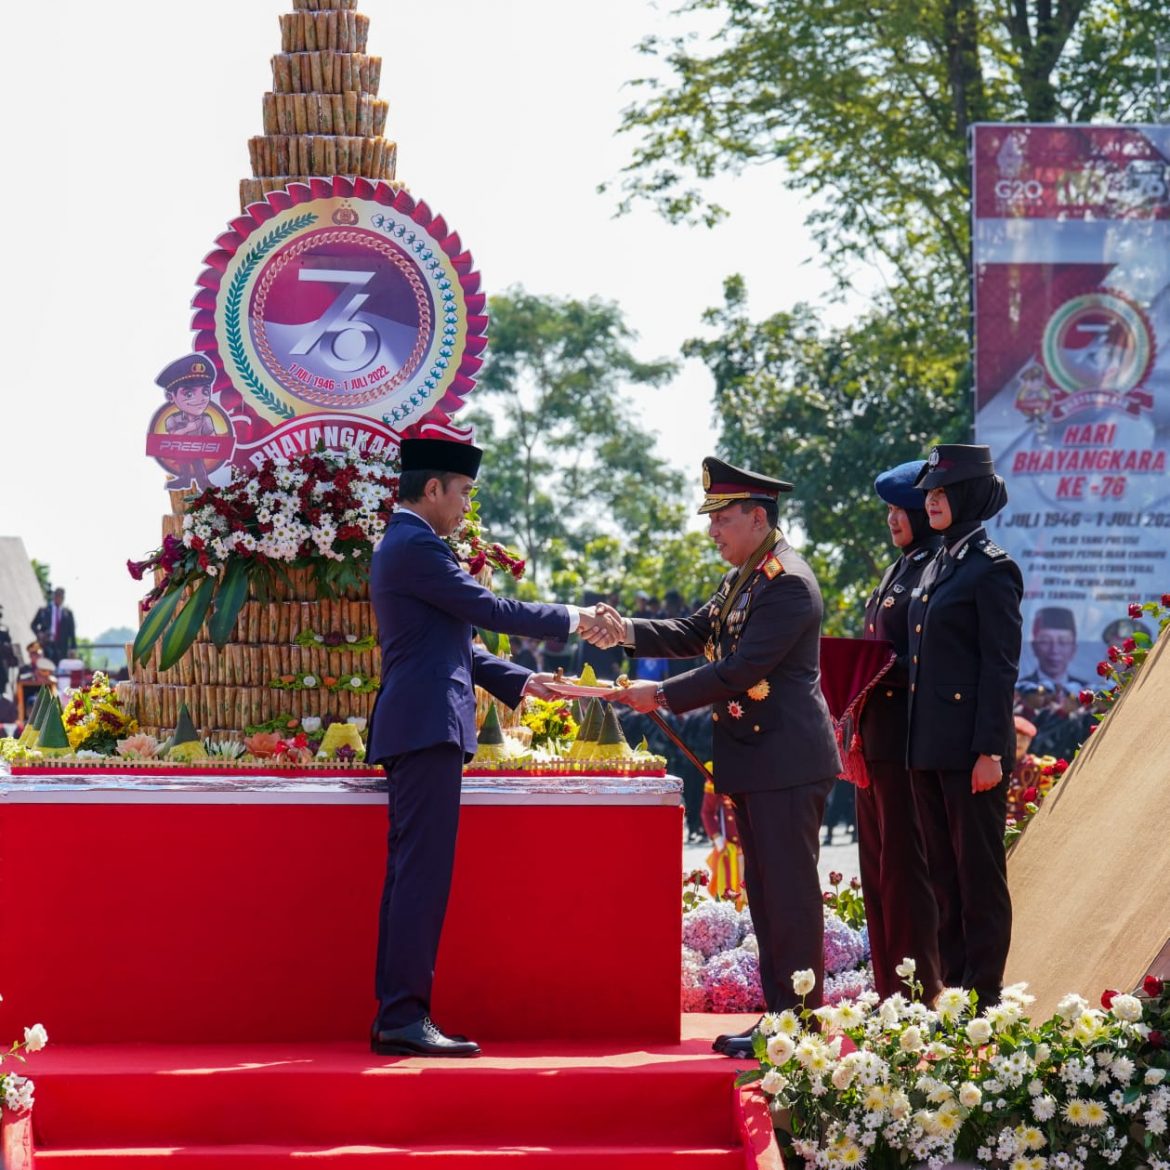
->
<box><xmin>367</xmin><ymin>512</ymin><xmax>571</xmax><ymax>763</ymax></box>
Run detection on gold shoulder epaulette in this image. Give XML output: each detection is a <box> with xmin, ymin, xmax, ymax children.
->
<box><xmin>762</xmin><ymin>555</ymin><xmax>784</xmax><ymax>580</ymax></box>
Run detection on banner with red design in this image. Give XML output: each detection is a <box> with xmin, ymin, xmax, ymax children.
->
<box><xmin>973</xmin><ymin>124</ymin><xmax>1170</xmax><ymax>687</ymax></box>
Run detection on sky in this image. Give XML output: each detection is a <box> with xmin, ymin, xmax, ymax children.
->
<box><xmin>0</xmin><ymin>0</ymin><xmax>867</xmax><ymax>640</ymax></box>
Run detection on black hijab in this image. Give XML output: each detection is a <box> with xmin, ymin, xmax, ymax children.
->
<box><xmin>939</xmin><ymin>475</ymin><xmax>1009</xmax><ymax>545</ymax></box>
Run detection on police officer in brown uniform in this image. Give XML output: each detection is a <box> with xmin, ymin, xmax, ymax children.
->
<box><xmin>906</xmin><ymin>444</ymin><xmax>1022</xmax><ymax>1005</ymax></box>
<box><xmin>609</xmin><ymin>458</ymin><xmax>841</xmax><ymax>1054</ymax></box>
<box><xmin>857</xmin><ymin>460</ymin><xmax>943</xmax><ymax>1003</ymax></box>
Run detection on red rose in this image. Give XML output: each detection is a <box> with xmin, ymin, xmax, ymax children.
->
<box><xmin>1150</xmin><ymin>1029</ymin><xmax>1165</xmax><ymax>1049</ymax></box>
<box><xmin>1101</xmin><ymin>988</ymin><xmax>1118</xmax><ymax>1009</ymax></box>
<box><xmin>1053</xmin><ymin>759</ymin><xmax>1069</xmax><ymax>774</ymax></box>
<box><xmin>829</xmin><ymin>871</ymin><xmax>843</xmax><ymax>886</ymax></box>
<box><xmin>1107</xmin><ymin>644</ymin><xmax>1121</xmax><ymax>662</ymax></box>
<box><xmin>1097</xmin><ymin>661</ymin><xmax>1113</xmax><ymax>678</ymax></box>
<box><xmin>1128</xmin><ymin>603</ymin><xmax>1143</xmax><ymax>618</ymax></box>
<box><xmin>1123</xmin><ymin>654</ymin><xmax>1135</xmax><ymax>668</ymax></box>
<box><xmin>1162</xmin><ymin>593</ymin><xmax>1170</xmax><ymax>607</ymax></box>
<box><xmin>850</xmin><ymin>877</ymin><xmax>861</xmax><ymax>890</ymax></box>
<box><xmin>1022</xmin><ymin>786</ymin><xmax>1039</xmax><ymax>803</ymax></box>
<box><xmin>1123</xmin><ymin>637</ymin><xmax>1136</xmax><ymax>652</ymax></box>
<box><xmin>1143</xmin><ymin>975</ymin><xmax>1164</xmax><ymax>997</ymax></box>
<box><xmin>1078</xmin><ymin>690</ymin><xmax>1095</xmax><ymax>706</ymax></box>
<box><xmin>1088</xmin><ymin>723</ymin><xmax>1099</xmax><ymax>734</ymax></box>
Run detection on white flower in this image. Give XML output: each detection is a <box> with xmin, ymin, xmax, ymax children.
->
<box><xmin>1056</xmin><ymin>993</ymin><xmax>1089</xmax><ymax>1020</ymax></box>
<box><xmin>3</xmin><ymin>1074</ymin><xmax>34</xmax><ymax>1112</ymax></box>
<box><xmin>23</xmin><ymin>1023</ymin><xmax>48</xmax><ymax>1052</ymax></box>
<box><xmin>760</xmin><ymin>1068</ymin><xmax>787</xmax><ymax>1095</ymax></box>
<box><xmin>766</xmin><ymin>1033</ymin><xmax>795</xmax><ymax>1066</ymax></box>
<box><xmin>346</xmin><ymin>716</ymin><xmax>367</xmax><ymax>730</ymax></box>
<box><xmin>773</xmin><ymin>1010</ymin><xmax>801</xmax><ymax>1037</ymax></box>
<box><xmin>966</xmin><ymin>1018</ymin><xmax>992</xmax><ymax>1045</ymax></box>
<box><xmin>349</xmin><ymin>676</ymin><xmax>363</xmax><ymax>689</ymax></box>
<box><xmin>1110</xmin><ymin>1055</ymin><xmax>1135</xmax><ymax>1084</ymax></box>
<box><xmin>791</xmin><ymin>969</ymin><xmax>815</xmax><ymax>997</ymax></box>
<box><xmin>831</xmin><ymin>1061</ymin><xmax>856</xmax><ymax>1090</ymax></box>
<box><xmin>894</xmin><ymin>958</ymin><xmax>916</xmax><ymax>978</ymax></box>
<box><xmin>345</xmin><ymin>633</ymin><xmax>358</xmax><ymax>643</ymax></box>
<box><xmin>301</xmin><ymin>674</ymin><xmax>318</xmax><ymax>688</ymax></box>
<box><xmin>934</xmin><ymin>987</ymin><xmax>968</xmax><ymax>1021</ymax></box>
<box><xmin>958</xmin><ymin>1081</ymin><xmax>982</xmax><ymax>1107</ymax></box>
<box><xmin>899</xmin><ymin>1025</ymin><xmax>924</xmax><ymax>1052</ymax></box>
<box><xmin>300</xmin><ymin>717</ymin><xmax>322</xmax><ymax>734</ymax></box>
<box><xmin>1146</xmin><ymin>1068</ymin><xmax>1167</xmax><ymax>1085</ymax></box>
<box><xmin>1109</xmin><ymin>993</ymin><xmax>1142</xmax><ymax>1022</ymax></box>
<box><xmin>1031</xmin><ymin>1094</ymin><xmax>1057</xmax><ymax>1121</ymax></box>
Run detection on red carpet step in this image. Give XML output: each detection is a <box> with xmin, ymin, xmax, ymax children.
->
<box><xmin>27</xmin><ymin>1016</ymin><xmax>782</xmax><ymax>1168</ymax></box>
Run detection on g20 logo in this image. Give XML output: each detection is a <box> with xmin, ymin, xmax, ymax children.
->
<box><xmin>994</xmin><ymin>178</ymin><xmax>1043</xmax><ymax>202</ymax></box>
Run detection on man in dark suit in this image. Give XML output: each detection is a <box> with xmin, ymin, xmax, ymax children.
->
<box><xmin>856</xmin><ymin>460</ymin><xmax>942</xmax><ymax>1002</ymax></box>
<box><xmin>31</xmin><ymin>588</ymin><xmax>76</xmax><ymax>664</ymax></box>
<box><xmin>367</xmin><ymin>437</ymin><xmax>615</xmax><ymax>1058</ymax></box>
<box><xmin>609</xmin><ymin>457</ymin><xmax>841</xmax><ymax>1056</ymax></box>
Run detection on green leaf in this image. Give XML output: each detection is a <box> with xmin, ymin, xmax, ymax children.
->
<box><xmin>158</xmin><ymin>575</ymin><xmax>217</xmax><ymax>671</ymax></box>
<box><xmin>208</xmin><ymin>560</ymin><xmax>250</xmax><ymax>648</ymax></box>
<box><xmin>132</xmin><ymin>587</ymin><xmax>186</xmax><ymax>666</ymax></box>
<box><xmin>734</xmin><ymin>1068</ymin><xmax>764</xmax><ymax>1087</ymax></box>
<box><xmin>478</xmin><ymin>628</ymin><xmax>501</xmax><ymax>655</ymax></box>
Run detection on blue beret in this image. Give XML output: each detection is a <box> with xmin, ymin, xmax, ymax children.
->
<box><xmin>874</xmin><ymin>460</ymin><xmax>928</xmax><ymax>510</ymax></box>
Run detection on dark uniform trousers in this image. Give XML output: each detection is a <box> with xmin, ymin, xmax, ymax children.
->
<box><xmin>909</xmin><ymin>768</ymin><xmax>1012</xmax><ymax>1000</ymax></box>
<box><xmin>374</xmin><ymin>744</ymin><xmax>466</xmax><ymax>1029</ymax></box>
<box><xmin>857</xmin><ymin>540</ymin><xmax>943</xmax><ymax>1002</ymax></box>
<box><xmin>855</xmin><ymin>761</ymin><xmax>941</xmax><ymax>1002</ymax></box>
<box><xmin>732</xmin><ymin>778</ymin><xmax>834</xmax><ymax>1011</ymax></box>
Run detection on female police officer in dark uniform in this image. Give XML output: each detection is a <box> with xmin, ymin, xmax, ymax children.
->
<box><xmin>905</xmin><ymin>444</ymin><xmax>1023</xmax><ymax>1006</ymax></box>
<box><xmin>857</xmin><ymin>460</ymin><xmax>943</xmax><ymax>1002</ymax></box>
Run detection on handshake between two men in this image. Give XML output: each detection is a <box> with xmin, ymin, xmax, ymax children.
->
<box><xmin>524</xmin><ymin>602</ymin><xmax>664</xmax><ymax>714</ymax></box>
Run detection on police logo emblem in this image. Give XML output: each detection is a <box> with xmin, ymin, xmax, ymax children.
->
<box><xmin>882</xmin><ymin>596</ymin><xmax>896</xmax><ymax>608</ymax></box>
<box><xmin>928</xmin><ymin>447</ymin><xmax>941</xmax><ymax>467</ymax></box>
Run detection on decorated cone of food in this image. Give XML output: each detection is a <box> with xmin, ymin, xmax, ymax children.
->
<box><xmin>167</xmin><ymin>703</ymin><xmax>208</xmax><ymax>762</ymax></box>
<box><xmin>568</xmin><ymin>698</ymin><xmax>602</xmax><ymax>760</ymax></box>
<box><xmin>577</xmin><ymin>661</ymin><xmax>599</xmax><ymax>688</ymax></box>
<box><xmin>594</xmin><ymin>703</ymin><xmax>635</xmax><ymax>760</ymax></box>
<box><xmin>18</xmin><ymin>687</ymin><xmax>50</xmax><ymax>746</ymax></box>
<box><xmin>468</xmin><ymin>700</ymin><xmax>510</xmax><ymax>766</ymax></box>
<box><xmin>37</xmin><ymin>697</ymin><xmax>72</xmax><ymax>758</ymax></box>
<box><xmin>317</xmin><ymin>718</ymin><xmax>364</xmax><ymax>760</ymax></box>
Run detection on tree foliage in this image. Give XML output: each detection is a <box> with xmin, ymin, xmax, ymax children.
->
<box><xmin>612</xmin><ymin>0</ymin><xmax>1163</xmax><ymax>292</ymax></box>
<box><xmin>685</xmin><ymin>277</ymin><xmax>970</xmax><ymax>632</ymax></box>
<box><xmin>611</xmin><ymin>0</ymin><xmax>1163</xmax><ymax>624</ymax></box>
<box><xmin>470</xmin><ymin>288</ymin><xmax>726</xmax><ymax>602</ymax></box>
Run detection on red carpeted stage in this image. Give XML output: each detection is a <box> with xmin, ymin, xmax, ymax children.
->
<box><xmin>0</xmin><ymin>769</ymin><xmax>785</xmax><ymax>1166</ymax></box>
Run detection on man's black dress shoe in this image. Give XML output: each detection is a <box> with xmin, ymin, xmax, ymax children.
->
<box><xmin>370</xmin><ymin>1016</ymin><xmax>480</xmax><ymax>1057</ymax></box>
<box><xmin>712</xmin><ymin>1018</ymin><xmax>761</xmax><ymax>1054</ymax></box>
<box><xmin>719</xmin><ymin>1034</ymin><xmax>758</xmax><ymax>1059</ymax></box>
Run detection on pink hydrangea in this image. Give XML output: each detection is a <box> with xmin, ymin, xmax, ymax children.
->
<box><xmin>683</xmin><ymin>899</ymin><xmax>742</xmax><ymax>958</ymax></box>
<box><xmin>703</xmin><ymin>947</ymin><xmax>765</xmax><ymax>1013</ymax></box>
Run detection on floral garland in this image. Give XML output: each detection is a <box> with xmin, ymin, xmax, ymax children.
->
<box><xmin>294</xmin><ymin>628</ymin><xmax>378</xmax><ymax>653</ymax></box>
<box><xmin>127</xmin><ymin>450</ymin><xmax>528</xmax><ymax>674</ymax></box>
<box><xmin>270</xmin><ymin>671</ymin><xmax>378</xmax><ymax>694</ymax></box>
<box><xmin>742</xmin><ymin>962</ymin><xmax>1170</xmax><ymax>1170</ymax></box>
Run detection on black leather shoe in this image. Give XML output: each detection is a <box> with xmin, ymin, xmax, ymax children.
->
<box><xmin>712</xmin><ymin>1018</ymin><xmax>761</xmax><ymax>1054</ymax></box>
<box><xmin>719</xmin><ymin>1035</ymin><xmax>758</xmax><ymax>1059</ymax></box>
<box><xmin>370</xmin><ymin>1016</ymin><xmax>480</xmax><ymax>1057</ymax></box>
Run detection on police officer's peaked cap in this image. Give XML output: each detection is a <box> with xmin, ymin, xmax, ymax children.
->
<box><xmin>400</xmin><ymin>437</ymin><xmax>483</xmax><ymax>479</ymax></box>
<box><xmin>697</xmin><ymin>456</ymin><xmax>793</xmax><ymax>515</ymax></box>
<box><xmin>874</xmin><ymin>460</ymin><xmax>929</xmax><ymax>510</ymax></box>
<box><xmin>156</xmin><ymin>355</ymin><xmax>215</xmax><ymax>393</ymax></box>
<box><xmin>913</xmin><ymin>444</ymin><xmax>997</xmax><ymax>489</ymax></box>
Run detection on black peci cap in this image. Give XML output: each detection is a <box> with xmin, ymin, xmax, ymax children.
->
<box><xmin>399</xmin><ymin>438</ymin><xmax>483</xmax><ymax>479</ymax></box>
<box><xmin>156</xmin><ymin>355</ymin><xmax>215</xmax><ymax>394</ymax></box>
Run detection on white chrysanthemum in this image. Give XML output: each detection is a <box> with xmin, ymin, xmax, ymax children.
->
<box><xmin>773</xmin><ymin>1010</ymin><xmax>801</xmax><ymax>1037</ymax></box>
<box><xmin>899</xmin><ymin>1025</ymin><xmax>924</xmax><ymax>1052</ymax></box>
<box><xmin>935</xmin><ymin>987</ymin><xmax>968</xmax><ymax>1021</ymax></box>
